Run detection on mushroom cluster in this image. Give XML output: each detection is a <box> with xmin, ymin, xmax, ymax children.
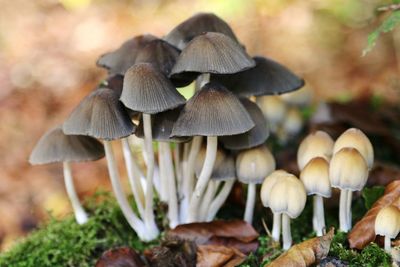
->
<box><xmin>29</xmin><ymin>13</ymin><xmax>305</xmax><ymax>241</ymax></box>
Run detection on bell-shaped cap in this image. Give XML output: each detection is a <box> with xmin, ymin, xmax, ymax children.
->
<box><xmin>256</xmin><ymin>96</ymin><xmax>287</xmax><ymax>131</ymax></box>
<box><xmin>260</xmin><ymin>170</ymin><xmax>292</xmax><ymax>208</ymax></box>
<box><xmin>329</xmin><ymin>147</ymin><xmax>369</xmax><ymax>191</ymax></box>
<box><xmin>164</xmin><ymin>13</ymin><xmax>239</xmax><ymax>50</ymax></box>
<box><xmin>297</xmin><ymin>130</ymin><xmax>334</xmax><ymax>170</ymax></box>
<box><xmin>333</xmin><ymin>128</ymin><xmax>374</xmax><ymax>169</ymax></box>
<box><xmin>121</xmin><ymin>63</ymin><xmax>186</xmax><ymax>114</ymax></box>
<box><xmin>96</xmin><ymin>34</ymin><xmax>158</xmax><ymax>75</ymax></box>
<box><xmin>135</xmin><ymin>106</ymin><xmax>190</xmax><ymax>143</ymax></box>
<box><xmin>375</xmin><ymin>206</ymin><xmax>400</xmax><ymax>238</ymax></box>
<box><xmin>300</xmin><ymin>157</ymin><xmax>331</xmax><ymax>197</ymax></box>
<box><xmin>29</xmin><ymin>127</ymin><xmax>105</xmax><ymax>164</ymax></box>
<box><xmin>171</xmin><ymin>82</ymin><xmax>254</xmax><ymax>137</ymax></box>
<box><xmin>210</xmin><ymin>56</ymin><xmax>304</xmax><ymax>97</ymax></box>
<box><xmin>236</xmin><ymin>145</ymin><xmax>276</xmax><ymax>184</ymax></box>
<box><xmin>170</xmin><ymin>32</ymin><xmax>255</xmax><ymax>79</ymax></box>
<box><xmin>195</xmin><ymin>146</ymin><xmax>235</xmax><ymax>181</ymax></box>
<box><xmin>269</xmin><ymin>175</ymin><xmax>307</xmax><ymax>218</ymax></box>
<box><xmin>220</xmin><ymin>98</ymin><xmax>269</xmax><ymax>150</ymax></box>
<box><xmin>63</xmin><ymin>88</ymin><xmax>135</xmax><ymax>140</ymax></box>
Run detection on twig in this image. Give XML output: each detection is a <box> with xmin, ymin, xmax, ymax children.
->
<box><xmin>377</xmin><ymin>3</ymin><xmax>400</xmax><ymax>12</ymax></box>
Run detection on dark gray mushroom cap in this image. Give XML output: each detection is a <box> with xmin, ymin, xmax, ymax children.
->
<box><xmin>29</xmin><ymin>127</ymin><xmax>104</xmax><ymax>164</ymax></box>
<box><xmin>121</xmin><ymin>63</ymin><xmax>186</xmax><ymax>114</ymax></box>
<box><xmin>169</xmin><ymin>32</ymin><xmax>255</xmax><ymax>78</ymax></box>
<box><xmin>164</xmin><ymin>12</ymin><xmax>239</xmax><ymax>50</ymax></box>
<box><xmin>135</xmin><ymin>106</ymin><xmax>191</xmax><ymax>143</ymax></box>
<box><xmin>220</xmin><ymin>98</ymin><xmax>269</xmax><ymax>150</ymax></box>
<box><xmin>96</xmin><ymin>34</ymin><xmax>158</xmax><ymax>75</ymax></box>
<box><xmin>171</xmin><ymin>82</ymin><xmax>255</xmax><ymax>137</ymax></box>
<box><xmin>63</xmin><ymin>88</ymin><xmax>135</xmax><ymax>141</ymax></box>
<box><xmin>210</xmin><ymin>56</ymin><xmax>305</xmax><ymax>97</ymax></box>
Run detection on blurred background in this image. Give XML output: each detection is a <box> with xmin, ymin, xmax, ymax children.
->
<box><xmin>0</xmin><ymin>0</ymin><xmax>399</xmax><ymax>250</ymax></box>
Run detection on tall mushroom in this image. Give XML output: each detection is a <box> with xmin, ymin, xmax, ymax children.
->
<box><xmin>121</xmin><ymin>63</ymin><xmax>186</xmax><ymax>233</ymax></box>
<box><xmin>236</xmin><ymin>145</ymin><xmax>276</xmax><ymax>224</ymax></box>
<box><xmin>171</xmin><ymin>82</ymin><xmax>254</xmax><ymax>222</ymax></box>
<box><xmin>29</xmin><ymin>127</ymin><xmax>104</xmax><ymax>224</ymax></box>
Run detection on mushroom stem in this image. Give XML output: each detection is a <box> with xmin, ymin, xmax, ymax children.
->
<box><xmin>158</xmin><ymin>143</ymin><xmax>169</xmax><ymax>202</ymax></box>
<box><xmin>313</xmin><ymin>195</ymin><xmax>325</xmax><ymax>236</ymax></box>
<box><xmin>384</xmin><ymin>235</ymin><xmax>391</xmax><ymax>252</ymax></box>
<box><xmin>181</xmin><ymin>136</ymin><xmax>203</xmax><ymax>223</ymax></box>
<box><xmin>103</xmin><ymin>141</ymin><xmax>148</xmax><ymax>240</ymax></box>
<box><xmin>142</xmin><ymin>114</ymin><xmax>160</xmax><ymax>237</ymax></box>
<box><xmin>63</xmin><ymin>161</ymin><xmax>88</xmax><ymax>225</ymax></box>
<box><xmin>199</xmin><ymin>180</ymin><xmax>219</xmax><ymax>221</ymax></box>
<box><xmin>160</xmin><ymin>142</ymin><xmax>179</xmax><ymax>228</ymax></box>
<box><xmin>188</xmin><ymin>136</ymin><xmax>218</xmax><ymax>222</ymax></box>
<box><xmin>272</xmin><ymin>212</ymin><xmax>281</xmax><ymax>242</ymax></box>
<box><xmin>346</xmin><ymin>190</ymin><xmax>353</xmax><ymax>231</ymax></box>
<box><xmin>282</xmin><ymin>213</ymin><xmax>292</xmax><ymax>250</ymax></box>
<box><xmin>206</xmin><ymin>180</ymin><xmax>235</xmax><ymax>221</ymax></box>
<box><xmin>244</xmin><ymin>183</ymin><xmax>257</xmax><ymax>224</ymax></box>
<box><xmin>173</xmin><ymin>143</ymin><xmax>183</xmax><ymax>196</ymax></box>
<box><xmin>121</xmin><ymin>138</ymin><xmax>145</xmax><ymax>218</ymax></box>
<box><xmin>339</xmin><ymin>189</ymin><xmax>349</xmax><ymax>232</ymax></box>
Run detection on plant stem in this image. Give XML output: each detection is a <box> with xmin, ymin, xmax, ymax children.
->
<box><xmin>244</xmin><ymin>183</ymin><xmax>257</xmax><ymax>224</ymax></box>
<box><xmin>187</xmin><ymin>136</ymin><xmax>218</xmax><ymax>222</ymax></box>
<box><xmin>313</xmin><ymin>195</ymin><xmax>325</xmax><ymax>236</ymax></box>
<box><xmin>272</xmin><ymin>212</ymin><xmax>281</xmax><ymax>242</ymax></box>
<box><xmin>121</xmin><ymin>138</ymin><xmax>145</xmax><ymax>218</ymax></box>
<box><xmin>206</xmin><ymin>179</ymin><xmax>235</xmax><ymax>221</ymax></box>
<box><xmin>384</xmin><ymin>235</ymin><xmax>391</xmax><ymax>252</ymax></box>
<box><xmin>282</xmin><ymin>213</ymin><xmax>292</xmax><ymax>250</ymax></box>
<box><xmin>103</xmin><ymin>141</ymin><xmax>148</xmax><ymax>240</ymax></box>
<box><xmin>63</xmin><ymin>161</ymin><xmax>88</xmax><ymax>225</ymax></box>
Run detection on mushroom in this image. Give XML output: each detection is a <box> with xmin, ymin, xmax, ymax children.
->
<box><xmin>236</xmin><ymin>145</ymin><xmax>276</xmax><ymax>224</ymax></box>
<box><xmin>268</xmin><ymin>174</ymin><xmax>307</xmax><ymax>250</ymax></box>
<box><xmin>171</xmin><ymin>82</ymin><xmax>254</xmax><ymax>222</ymax></box>
<box><xmin>280</xmin><ymin>85</ymin><xmax>312</xmax><ymax>107</ymax></box>
<box><xmin>329</xmin><ymin>147</ymin><xmax>369</xmax><ymax>232</ymax></box>
<box><xmin>121</xmin><ymin>63</ymin><xmax>186</xmax><ymax>233</ymax></box>
<box><xmin>297</xmin><ymin>130</ymin><xmax>334</xmax><ymax>170</ymax></box>
<box><xmin>29</xmin><ymin>127</ymin><xmax>104</xmax><ymax>224</ymax></box>
<box><xmin>300</xmin><ymin>157</ymin><xmax>331</xmax><ymax>236</ymax></box>
<box><xmin>276</xmin><ymin>107</ymin><xmax>303</xmax><ymax>144</ymax></box>
<box><xmin>256</xmin><ymin>96</ymin><xmax>287</xmax><ymax>133</ymax></box>
<box><xmin>375</xmin><ymin>205</ymin><xmax>400</xmax><ymax>252</ymax></box>
<box><xmin>63</xmin><ymin>88</ymin><xmax>150</xmax><ymax>240</ymax></box>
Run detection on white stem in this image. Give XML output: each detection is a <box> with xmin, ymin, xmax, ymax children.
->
<box><xmin>103</xmin><ymin>141</ymin><xmax>148</xmax><ymax>240</ymax></box>
<box><xmin>206</xmin><ymin>180</ymin><xmax>235</xmax><ymax>221</ymax></box>
<box><xmin>180</xmin><ymin>136</ymin><xmax>203</xmax><ymax>223</ymax></box>
<box><xmin>200</xmin><ymin>73</ymin><xmax>210</xmax><ymax>87</ymax></box>
<box><xmin>385</xmin><ymin>235</ymin><xmax>391</xmax><ymax>252</ymax></box>
<box><xmin>161</xmin><ymin>142</ymin><xmax>179</xmax><ymax>228</ymax></box>
<box><xmin>63</xmin><ymin>161</ymin><xmax>88</xmax><ymax>224</ymax></box>
<box><xmin>121</xmin><ymin>138</ymin><xmax>145</xmax><ymax>218</ymax></box>
<box><xmin>143</xmin><ymin>114</ymin><xmax>160</xmax><ymax>237</ymax></box>
<box><xmin>339</xmin><ymin>189</ymin><xmax>349</xmax><ymax>232</ymax></box>
<box><xmin>282</xmin><ymin>213</ymin><xmax>292</xmax><ymax>250</ymax></box>
<box><xmin>187</xmin><ymin>136</ymin><xmax>218</xmax><ymax>222</ymax></box>
<box><xmin>158</xmin><ymin>143</ymin><xmax>168</xmax><ymax>202</ymax></box>
<box><xmin>199</xmin><ymin>180</ymin><xmax>217</xmax><ymax>221</ymax></box>
<box><xmin>173</xmin><ymin>143</ymin><xmax>182</xmax><ymax>196</ymax></box>
<box><xmin>313</xmin><ymin>195</ymin><xmax>325</xmax><ymax>236</ymax></box>
<box><xmin>244</xmin><ymin>183</ymin><xmax>257</xmax><ymax>224</ymax></box>
<box><xmin>272</xmin><ymin>212</ymin><xmax>281</xmax><ymax>242</ymax></box>
<box><xmin>346</xmin><ymin>190</ymin><xmax>353</xmax><ymax>231</ymax></box>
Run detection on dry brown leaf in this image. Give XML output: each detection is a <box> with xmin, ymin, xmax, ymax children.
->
<box><xmin>95</xmin><ymin>247</ymin><xmax>146</xmax><ymax>267</ymax></box>
<box><xmin>266</xmin><ymin>228</ymin><xmax>334</xmax><ymax>267</ymax></box>
<box><xmin>349</xmin><ymin>180</ymin><xmax>400</xmax><ymax>249</ymax></box>
<box><xmin>196</xmin><ymin>245</ymin><xmax>246</xmax><ymax>267</ymax></box>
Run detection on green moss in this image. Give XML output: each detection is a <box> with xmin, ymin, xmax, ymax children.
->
<box><xmin>0</xmin><ymin>192</ymin><xmax>156</xmax><ymax>267</ymax></box>
<box><xmin>238</xmin><ymin>235</ymin><xmax>282</xmax><ymax>267</ymax></box>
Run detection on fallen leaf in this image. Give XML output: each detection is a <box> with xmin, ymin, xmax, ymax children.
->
<box><xmin>95</xmin><ymin>247</ymin><xmax>146</xmax><ymax>267</ymax></box>
<box><xmin>197</xmin><ymin>245</ymin><xmax>246</xmax><ymax>267</ymax></box>
<box><xmin>349</xmin><ymin>180</ymin><xmax>400</xmax><ymax>249</ymax></box>
<box><xmin>265</xmin><ymin>228</ymin><xmax>334</xmax><ymax>267</ymax></box>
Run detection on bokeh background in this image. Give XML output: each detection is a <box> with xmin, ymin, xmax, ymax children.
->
<box><xmin>0</xmin><ymin>0</ymin><xmax>399</xmax><ymax>250</ymax></box>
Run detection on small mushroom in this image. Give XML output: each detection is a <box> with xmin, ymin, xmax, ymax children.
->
<box><xmin>236</xmin><ymin>145</ymin><xmax>276</xmax><ymax>224</ymax></box>
<box><xmin>256</xmin><ymin>96</ymin><xmax>287</xmax><ymax>133</ymax></box>
<box><xmin>276</xmin><ymin>107</ymin><xmax>303</xmax><ymax>144</ymax></box>
<box><xmin>300</xmin><ymin>157</ymin><xmax>331</xmax><ymax>236</ymax></box>
<box><xmin>280</xmin><ymin>85</ymin><xmax>312</xmax><ymax>107</ymax></box>
<box><xmin>29</xmin><ymin>127</ymin><xmax>104</xmax><ymax>224</ymax></box>
<box><xmin>375</xmin><ymin>205</ymin><xmax>400</xmax><ymax>252</ymax></box>
<box><xmin>329</xmin><ymin>147</ymin><xmax>369</xmax><ymax>232</ymax></box>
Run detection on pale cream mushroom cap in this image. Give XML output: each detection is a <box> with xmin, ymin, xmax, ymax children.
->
<box><xmin>260</xmin><ymin>170</ymin><xmax>293</xmax><ymax>207</ymax></box>
<box><xmin>329</xmin><ymin>147</ymin><xmax>369</xmax><ymax>191</ymax></box>
<box><xmin>256</xmin><ymin>96</ymin><xmax>287</xmax><ymax>126</ymax></box>
<box><xmin>297</xmin><ymin>130</ymin><xmax>334</xmax><ymax>170</ymax></box>
<box><xmin>375</xmin><ymin>206</ymin><xmax>400</xmax><ymax>239</ymax></box>
<box><xmin>268</xmin><ymin>175</ymin><xmax>307</xmax><ymax>218</ymax></box>
<box><xmin>280</xmin><ymin>85</ymin><xmax>312</xmax><ymax>107</ymax></box>
<box><xmin>300</xmin><ymin>157</ymin><xmax>331</xmax><ymax>197</ymax></box>
<box><xmin>236</xmin><ymin>145</ymin><xmax>276</xmax><ymax>184</ymax></box>
<box><xmin>333</xmin><ymin>128</ymin><xmax>374</xmax><ymax>169</ymax></box>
